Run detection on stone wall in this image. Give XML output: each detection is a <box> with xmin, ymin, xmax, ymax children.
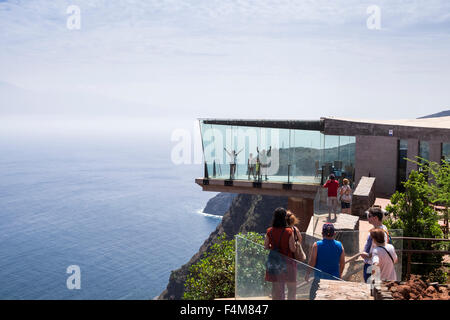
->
<box><xmin>334</xmin><ymin>214</ymin><xmax>360</xmax><ymax>255</ymax></box>
<box><xmin>314</xmin><ymin>279</ymin><xmax>373</xmax><ymax>300</ymax></box>
<box><xmin>373</xmin><ymin>283</ymin><xmax>394</xmax><ymax>300</ymax></box>
<box><xmin>355</xmin><ymin>136</ymin><xmax>398</xmax><ymax>196</ymax></box>
<box><xmin>351</xmin><ymin>176</ymin><xmax>376</xmax><ymax>217</ymax></box>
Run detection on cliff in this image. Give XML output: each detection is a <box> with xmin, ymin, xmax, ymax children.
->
<box><xmin>202</xmin><ymin>193</ymin><xmax>237</xmax><ymax>216</ymax></box>
<box><xmin>158</xmin><ymin>193</ymin><xmax>288</xmax><ymax>300</ymax></box>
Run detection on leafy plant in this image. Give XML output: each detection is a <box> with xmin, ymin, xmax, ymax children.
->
<box><xmin>384</xmin><ymin>158</ymin><xmax>449</xmax><ymax>282</ymax></box>
<box><xmin>235</xmin><ymin>232</ymin><xmax>271</xmax><ymax>297</ymax></box>
<box><xmin>183</xmin><ymin>232</ymin><xmax>265</xmax><ymax>300</ymax></box>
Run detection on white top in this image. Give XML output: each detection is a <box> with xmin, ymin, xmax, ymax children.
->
<box><xmin>372</xmin><ymin>244</ymin><xmax>398</xmax><ymax>281</ymax></box>
<box><xmin>363</xmin><ymin>224</ymin><xmax>389</xmax><ymax>264</ymax></box>
<box><xmin>339</xmin><ymin>185</ymin><xmax>352</xmax><ymax>202</ymax></box>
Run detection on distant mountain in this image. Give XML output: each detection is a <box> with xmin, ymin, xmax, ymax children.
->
<box><xmin>418</xmin><ymin>110</ymin><xmax>450</xmax><ymax>119</ymax></box>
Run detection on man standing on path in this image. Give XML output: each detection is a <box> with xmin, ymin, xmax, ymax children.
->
<box><xmin>305</xmin><ymin>223</ymin><xmax>346</xmax><ymax>299</ymax></box>
<box><xmin>323</xmin><ymin>174</ymin><xmax>340</xmax><ymax>221</ymax></box>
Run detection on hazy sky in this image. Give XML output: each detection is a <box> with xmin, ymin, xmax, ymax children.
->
<box><xmin>1</xmin><ymin>0</ymin><xmax>449</xmax><ymax>128</ymax></box>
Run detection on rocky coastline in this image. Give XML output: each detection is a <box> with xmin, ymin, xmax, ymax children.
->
<box><xmin>157</xmin><ymin>192</ymin><xmax>287</xmax><ymax>300</ymax></box>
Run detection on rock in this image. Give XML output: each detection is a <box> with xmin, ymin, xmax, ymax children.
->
<box><xmin>158</xmin><ymin>193</ymin><xmax>288</xmax><ymax>300</ymax></box>
<box><xmin>202</xmin><ymin>193</ymin><xmax>237</xmax><ymax>216</ymax></box>
<box><xmin>396</xmin><ymin>285</ymin><xmax>411</xmax><ymax>299</ymax></box>
<box><xmin>351</xmin><ymin>177</ymin><xmax>376</xmax><ymax>217</ymax></box>
<box><xmin>425</xmin><ymin>286</ymin><xmax>436</xmax><ymax>295</ymax></box>
<box><xmin>387</xmin><ymin>275</ymin><xmax>450</xmax><ymax>300</ymax></box>
<box><xmin>392</xmin><ymin>292</ymin><xmax>403</xmax><ymax>299</ymax></box>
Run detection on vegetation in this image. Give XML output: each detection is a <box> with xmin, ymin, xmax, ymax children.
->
<box><xmin>384</xmin><ymin>158</ymin><xmax>449</xmax><ymax>283</ymax></box>
<box><xmin>183</xmin><ymin>232</ymin><xmax>265</xmax><ymax>300</ymax></box>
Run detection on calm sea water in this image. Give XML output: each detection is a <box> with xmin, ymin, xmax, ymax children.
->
<box><xmin>0</xmin><ymin>133</ymin><xmax>220</xmax><ymax>300</ymax></box>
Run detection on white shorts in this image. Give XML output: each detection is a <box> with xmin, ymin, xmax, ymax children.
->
<box><xmin>327</xmin><ymin>197</ymin><xmax>338</xmax><ymax>207</ymax></box>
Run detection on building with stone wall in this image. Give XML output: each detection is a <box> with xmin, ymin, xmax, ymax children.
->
<box><xmin>196</xmin><ymin>116</ymin><xmax>450</xmax><ymax>228</ymax></box>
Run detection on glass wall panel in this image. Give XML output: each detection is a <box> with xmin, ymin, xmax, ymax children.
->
<box><xmin>200</xmin><ymin>122</ymin><xmax>226</xmax><ymax>179</ymax></box>
<box><xmin>199</xmin><ymin>121</ymin><xmax>355</xmax><ymax>186</ymax></box>
<box><xmin>442</xmin><ymin>142</ymin><xmax>450</xmax><ymax>162</ymax></box>
<box><xmin>322</xmin><ymin>135</ymin><xmax>356</xmax><ymax>186</ymax></box>
<box><xmin>235</xmin><ymin>235</ymin><xmax>342</xmax><ymax>300</ymax></box>
<box><xmin>397</xmin><ymin>139</ymin><xmax>408</xmax><ymax>192</ymax></box>
<box><xmin>235</xmin><ymin>230</ymin><xmax>403</xmax><ymax>300</ymax></box>
<box><xmin>199</xmin><ymin>121</ymin><xmax>214</xmax><ymax>178</ymax></box>
<box><xmin>289</xmin><ymin>129</ymin><xmax>323</xmax><ymax>184</ymax></box>
<box><xmin>419</xmin><ymin>141</ymin><xmax>430</xmax><ymax>180</ymax></box>
<box><xmin>419</xmin><ymin>141</ymin><xmax>430</xmax><ymax>161</ymax></box>
<box><xmin>236</xmin><ymin>230</ymin><xmax>402</xmax><ymax>300</ymax></box>
<box><xmin>233</xmin><ymin>126</ymin><xmax>258</xmax><ymax>180</ymax></box>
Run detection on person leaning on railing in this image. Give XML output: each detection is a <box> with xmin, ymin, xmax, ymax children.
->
<box><xmin>360</xmin><ymin>206</ymin><xmax>390</xmax><ymax>283</ymax></box>
<box><xmin>369</xmin><ymin>228</ymin><xmax>398</xmax><ymax>281</ymax></box>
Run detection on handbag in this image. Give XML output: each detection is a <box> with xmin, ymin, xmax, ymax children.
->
<box><xmin>292</xmin><ymin>227</ymin><xmax>306</xmax><ymax>262</ymax></box>
<box><xmin>266</xmin><ymin>229</ymin><xmax>287</xmax><ymax>275</ymax></box>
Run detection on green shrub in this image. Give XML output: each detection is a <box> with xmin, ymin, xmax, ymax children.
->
<box><xmin>183</xmin><ymin>232</ymin><xmax>264</xmax><ymax>300</ymax></box>
<box><xmin>385</xmin><ymin>159</ymin><xmax>449</xmax><ymax>282</ymax></box>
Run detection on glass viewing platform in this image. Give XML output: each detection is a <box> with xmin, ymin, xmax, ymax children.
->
<box><xmin>199</xmin><ymin>119</ymin><xmax>356</xmax><ymax>185</ymax></box>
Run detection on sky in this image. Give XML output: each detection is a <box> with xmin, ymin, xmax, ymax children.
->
<box><xmin>0</xmin><ymin>0</ymin><xmax>450</xmax><ymax>136</ymax></box>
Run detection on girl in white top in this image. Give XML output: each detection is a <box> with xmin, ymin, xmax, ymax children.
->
<box><xmin>339</xmin><ymin>178</ymin><xmax>352</xmax><ymax>214</ymax></box>
<box><xmin>370</xmin><ymin>228</ymin><xmax>398</xmax><ymax>281</ymax></box>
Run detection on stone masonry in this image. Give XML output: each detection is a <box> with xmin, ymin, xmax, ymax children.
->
<box><xmin>351</xmin><ymin>176</ymin><xmax>376</xmax><ymax>217</ymax></box>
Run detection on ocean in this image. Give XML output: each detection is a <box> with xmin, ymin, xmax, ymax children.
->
<box><xmin>0</xmin><ymin>130</ymin><xmax>220</xmax><ymax>300</ymax></box>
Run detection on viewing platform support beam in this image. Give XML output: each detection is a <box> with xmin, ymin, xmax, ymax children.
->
<box><xmin>288</xmin><ymin>197</ymin><xmax>314</xmax><ymax>233</ymax></box>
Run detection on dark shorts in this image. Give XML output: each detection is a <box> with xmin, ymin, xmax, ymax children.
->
<box><xmin>341</xmin><ymin>201</ymin><xmax>350</xmax><ymax>209</ymax></box>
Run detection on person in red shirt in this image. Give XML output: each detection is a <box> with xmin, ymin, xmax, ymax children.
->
<box><xmin>323</xmin><ymin>174</ymin><xmax>340</xmax><ymax>221</ymax></box>
<box><xmin>264</xmin><ymin>207</ymin><xmax>296</xmax><ymax>300</ymax></box>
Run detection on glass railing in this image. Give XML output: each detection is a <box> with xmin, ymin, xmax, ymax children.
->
<box><xmin>235</xmin><ymin>229</ymin><xmax>402</xmax><ymax>300</ymax></box>
<box><xmin>235</xmin><ymin>234</ymin><xmax>343</xmax><ymax>300</ymax></box>
<box><xmin>199</xmin><ymin>121</ymin><xmax>355</xmax><ymax>185</ymax></box>
<box><xmin>305</xmin><ymin>223</ymin><xmax>403</xmax><ymax>283</ymax></box>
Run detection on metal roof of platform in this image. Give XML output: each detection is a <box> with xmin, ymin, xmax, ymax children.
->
<box><xmin>199</xmin><ymin>118</ymin><xmax>324</xmax><ymax>131</ymax></box>
<box><xmin>199</xmin><ymin>117</ymin><xmax>450</xmax><ymax>141</ymax></box>
<box><xmin>321</xmin><ymin>116</ymin><xmax>450</xmax><ymax>140</ymax></box>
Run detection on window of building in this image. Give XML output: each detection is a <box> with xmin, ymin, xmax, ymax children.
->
<box><xmin>442</xmin><ymin>142</ymin><xmax>450</xmax><ymax>162</ymax></box>
<box><xmin>419</xmin><ymin>141</ymin><xmax>429</xmax><ymax>162</ymax></box>
<box><xmin>396</xmin><ymin>139</ymin><xmax>408</xmax><ymax>192</ymax></box>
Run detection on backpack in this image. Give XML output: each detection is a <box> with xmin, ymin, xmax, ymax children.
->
<box><xmin>265</xmin><ymin>228</ymin><xmax>287</xmax><ymax>275</ymax></box>
<box><xmin>384</xmin><ymin>229</ymin><xmax>393</xmax><ymax>245</ymax></box>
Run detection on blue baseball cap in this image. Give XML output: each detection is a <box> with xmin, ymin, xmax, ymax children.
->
<box><xmin>322</xmin><ymin>223</ymin><xmax>335</xmax><ymax>237</ymax></box>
